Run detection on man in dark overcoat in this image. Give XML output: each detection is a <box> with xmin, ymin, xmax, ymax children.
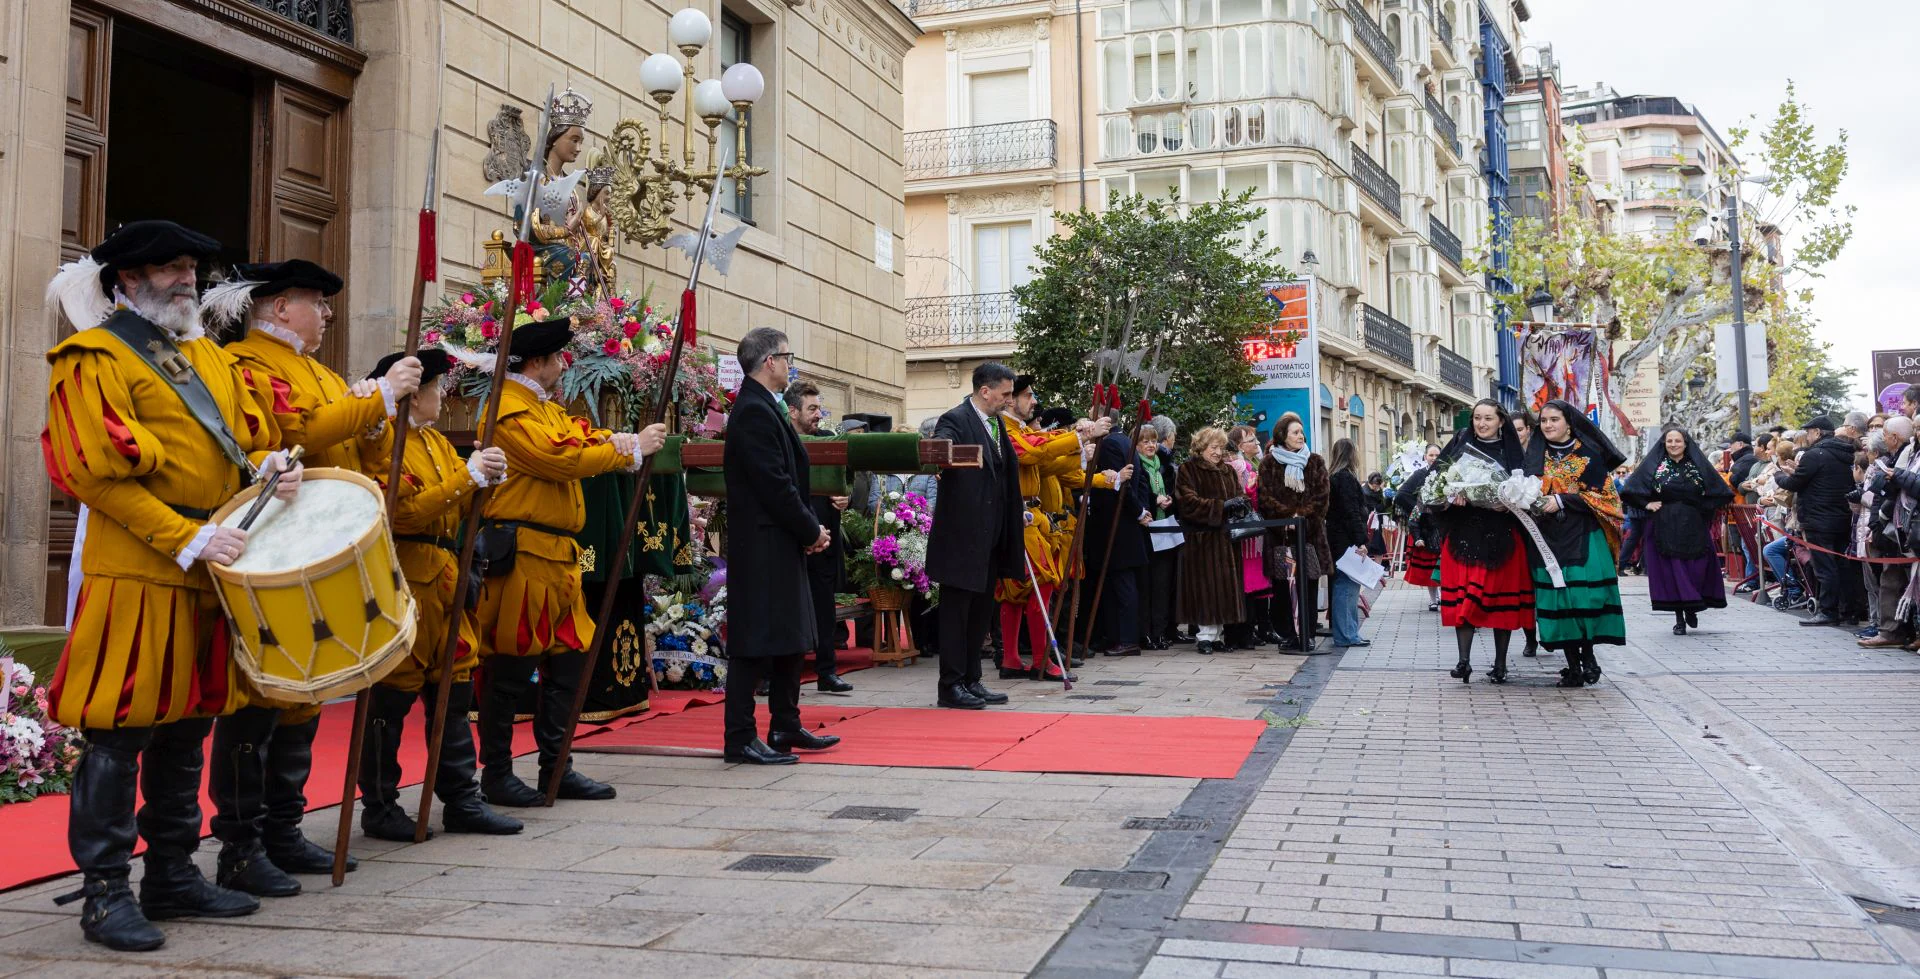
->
<box><xmin>926</xmin><ymin>362</ymin><xmax>1025</xmax><ymax>708</ymax></box>
<box><xmin>1086</xmin><ymin>409</ymin><xmax>1151</xmax><ymax>655</ymax></box>
<box><xmin>722</xmin><ymin>328</ymin><xmax>842</xmax><ymax>764</ymax></box>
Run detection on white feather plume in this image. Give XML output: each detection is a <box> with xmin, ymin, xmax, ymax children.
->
<box><xmin>441</xmin><ymin>341</ymin><xmax>498</xmax><ymax>373</ymax></box>
<box><xmin>201</xmin><ymin>280</ymin><xmax>262</xmax><ymax>330</ymax></box>
<box><xmin>45</xmin><ymin>258</ymin><xmax>113</xmax><ymax>330</ymax></box>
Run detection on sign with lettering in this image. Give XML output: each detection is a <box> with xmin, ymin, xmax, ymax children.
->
<box><xmin>1235</xmin><ymin>280</ymin><xmax>1321</xmax><ymax>448</ymax></box>
<box><xmin>1872</xmin><ymin>349</ymin><xmax>1920</xmax><ymax>413</ymax></box>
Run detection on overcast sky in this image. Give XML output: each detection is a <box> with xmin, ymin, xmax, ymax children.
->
<box><xmin>1521</xmin><ymin>0</ymin><xmax>1918</xmax><ymax>411</ymax></box>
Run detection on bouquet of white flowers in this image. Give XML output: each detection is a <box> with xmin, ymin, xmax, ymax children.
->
<box><xmin>1420</xmin><ymin>452</ymin><xmax>1505</xmax><ymax>508</ymax></box>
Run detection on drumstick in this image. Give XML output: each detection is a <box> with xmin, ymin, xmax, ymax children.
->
<box><xmin>237</xmin><ymin>445</ymin><xmax>305</xmax><ymax>532</ymax></box>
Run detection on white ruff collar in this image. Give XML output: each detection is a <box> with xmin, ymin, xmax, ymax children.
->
<box><xmin>249</xmin><ymin>321</ymin><xmax>308</xmax><ymax>355</ymax></box>
<box><xmin>508</xmin><ymin>372</ymin><xmax>549</xmax><ymax>401</ymax></box>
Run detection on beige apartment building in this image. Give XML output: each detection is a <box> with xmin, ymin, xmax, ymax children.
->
<box><xmin>0</xmin><ymin>0</ymin><xmax>916</xmax><ymax>626</ymax></box>
<box><xmin>902</xmin><ymin>0</ymin><xmax>1515</xmax><ymax>474</ymax></box>
<box><xmin>1561</xmin><ymin>83</ymin><xmax>1737</xmax><ymax>240</ymax></box>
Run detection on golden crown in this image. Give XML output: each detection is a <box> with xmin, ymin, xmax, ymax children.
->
<box><xmin>549</xmin><ymin>86</ymin><xmax>593</xmax><ymax>131</ymax></box>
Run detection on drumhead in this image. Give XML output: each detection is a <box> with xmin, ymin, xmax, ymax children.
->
<box><xmin>220</xmin><ymin>474</ymin><xmax>381</xmax><ymax>573</ymax></box>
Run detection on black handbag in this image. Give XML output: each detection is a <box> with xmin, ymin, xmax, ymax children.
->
<box><xmin>1225</xmin><ymin>497</ymin><xmax>1262</xmax><ymax>542</ymax></box>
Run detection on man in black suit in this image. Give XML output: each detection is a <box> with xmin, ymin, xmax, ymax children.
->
<box><xmin>926</xmin><ymin>362</ymin><xmax>1025</xmax><ymax>709</ymax></box>
<box><xmin>721</xmin><ymin>328</ymin><xmax>843</xmax><ymax>764</ymax></box>
<box><xmin>785</xmin><ymin>379</ymin><xmax>854</xmax><ymax>693</ymax></box>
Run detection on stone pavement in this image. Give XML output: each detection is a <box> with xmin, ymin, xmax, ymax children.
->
<box><xmin>7</xmin><ymin>577</ymin><xmax>1920</xmax><ymax>977</ymax></box>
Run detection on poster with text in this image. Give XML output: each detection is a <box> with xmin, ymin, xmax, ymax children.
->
<box><xmin>1236</xmin><ymin>280</ymin><xmax>1320</xmax><ymax>449</ymax></box>
<box><xmin>1872</xmin><ymin>349</ymin><xmax>1920</xmax><ymax>414</ymax></box>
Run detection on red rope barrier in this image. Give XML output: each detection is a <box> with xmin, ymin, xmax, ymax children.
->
<box><xmin>1752</xmin><ymin>514</ymin><xmax>1920</xmax><ymax>566</ymax></box>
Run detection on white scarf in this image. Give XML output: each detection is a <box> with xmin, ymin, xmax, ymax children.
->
<box><xmin>1269</xmin><ymin>445</ymin><xmax>1310</xmax><ymax>492</ymax></box>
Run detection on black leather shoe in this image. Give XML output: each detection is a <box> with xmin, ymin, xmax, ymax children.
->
<box><xmin>964</xmin><ymin>681</ymin><xmax>1008</xmax><ymax>704</ymax></box>
<box><xmin>550</xmin><ymin>769</ymin><xmax>617</xmax><ymax>801</ymax></box>
<box><xmin>1336</xmin><ymin>638</ymin><xmax>1372</xmax><ymax>648</ymax></box>
<box><xmin>1103</xmin><ymin>644</ymin><xmax>1143</xmax><ymax>657</ymax></box>
<box><xmin>442</xmin><ymin>795</ymin><xmax>525</xmax><ymax>835</ymax></box>
<box><xmin>483</xmin><ymin>772</ymin><xmax>545</xmax><ymax>808</ymax></box>
<box><xmin>58</xmin><ymin>877</ymin><xmax>164</xmax><ymax>952</ymax></box>
<box><xmin>140</xmin><ymin>857</ymin><xmax>260</xmax><ymax>921</ymax></box>
<box><xmin>769</xmin><ymin>728</ymin><xmax>841</xmax><ymax>752</ymax></box>
<box><xmin>264</xmin><ymin>835</ymin><xmax>347</xmax><ymax>876</ymax></box>
<box><xmin>361</xmin><ymin>804</ymin><xmax>422</xmax><ymax>842</ymax></box>
<box><xmin>428</xmin><ymin>682</ymin><xmax>523</xmax><ymax>836</ymax></box>
<box><xmin>261</xmin><ymin>716</ymin><xmax>353</xmax><ymax>874</ymax></box>
<box><xmin>358</xmin><ymin>685</ymin><xmax>418</xmax><ymax>842</ymax></box>
<box><xmin>1800</xmin><ymin>613</ymin><xmax>1839</xmax><ymax>626</ymax></box>
<box><xmin>724</xmin><ymin>739</ymin><xmax>798</xmax><ymax>764</ymax></box>
<box><xmin>815</xmin><ymin>673</ymin><xmax>853</xmax><ymax>693</ymax></box>
<box><xmin>937</xmin><ymin>684</ymin><xmax>985</xmax><ymax>709</ymax></box>
<box><xmin>1684</xmin><ymin>610</ymin><xmax>1699</xmax><ymax>628</ymax></box>
<box><xmin>998</xmin><ymin>665</ymin><xmax>1032</xmax><ymax>681</ymax></box>
<box><xmin>215</xmin><ymin>841</ymin><xmax>300</xmax><ymax>897</ymax></box>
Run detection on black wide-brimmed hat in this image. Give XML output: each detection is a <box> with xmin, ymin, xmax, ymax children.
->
<box><xmin>90</xmin><ymin>220</ymin><xmax>222</xmax><ymax>289</ymax></box>
<box><xmin>507</xmin><ymin>316</ymin><xmax>574</xmax><ymax>362</ymax></box>
<box><xmin>369</xmin><ymin>347</ymin><xmax>451</xmax><ymax>383</ymax></box>
<box><xmin>231</xmin><ymin>259</ymin><xmax>343</xmax><ymax>299</ymax></box>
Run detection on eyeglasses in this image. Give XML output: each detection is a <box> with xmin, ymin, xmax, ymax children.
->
<box><xmin>769</xmin><ymin>351</ymin><xmax>794</xmax><ymax>362</ymax></box>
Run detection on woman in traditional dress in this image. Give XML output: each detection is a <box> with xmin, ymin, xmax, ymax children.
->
<box><xmin>1258</xmin><ymin>413</ymin><xmax>1331</xmax><ymax>653</ymax></box>
<box><xmin>1621</xmin><ymin>427</ymin><xmax>1732</xmax><ymax>634</ymax></box>
<box><xmin>1523</xmin><ymin>400</ymin><xmax>1628</xmax><ymax>687</ymax></box>
<box><xmin>1395</xmin><ymin>444</ymin><xmax>1443</xmax><ymax>610</ymax></box>
<box><xmin>1176</xmin><ymin>428</ymin><xmax>1247</xmax><ymax>654</ymax></box>
<box><xmin>1432</xmin><ymin>400</ymin><xmax>1534</xmax><ymax>683</ymax></box>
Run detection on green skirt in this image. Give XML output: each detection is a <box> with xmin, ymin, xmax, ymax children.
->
<box><xmin>1532</xmin><ymin>527</ymin><xmax>1626</xmax><ymax>649</ymax></box>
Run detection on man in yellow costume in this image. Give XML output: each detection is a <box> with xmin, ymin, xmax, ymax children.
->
<box><xmin>196</xmin><ymin>260</ymin><xmax>424</xmax><ymax>896</ymax></box>
<box><xmin>355</xmin><ymin>349</ymin><xmax>524</xmax><ymax>841</ymax></box>
<box><xmin>42</xmin><ymin>220</ymin><xmax>304</xmax><ymax>952</ymax></box>
<box><xmin>471</xmin><ymin>316</ymin><xmax>666</xmax><ymax>807</ymax></box>
<box><xmin>993</xmin><ymin>377</ymin><xmax>1091</xmax><ymax>681</ymax></box>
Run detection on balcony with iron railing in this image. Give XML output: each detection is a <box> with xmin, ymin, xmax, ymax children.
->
<box><xmin>1425</xmin><ymin>92</ymin><xmax>1463</xmax><ymax>160</ymax></box>
<box><xmin>905</xmin><ymin>120</ymin><xmax>1057</xmax><ymax>181</ymax></box>
<box><xmin>1350</xmin><ymin>142</ymin><xmax>1402</xmax><ymax>218</ymax></box>
<box><xmin>1438</xmin><ymin>345</ymin><xmax>1474</xmax><ymax>396</ymax></box>
<box><xmin>1362</xmin><ymin>304</ymin><xmax>1415</xmax><ymax>369</ymax></box>
<box><xmin>1100</xmin><ymin>102</ymin><xmax>1343</xmax><ymax>162</ymax></box>
<box><xmin>248</xmin><ymin>0</ymin><xmax>353</xmax><ymax>42</ymax></box>
<box><xmin>1347</xmin><ymin>1</ymin><xmax>1399</xmax><ymax>83</ymax></box>
<box><xmin>1428</xmin><ymin>214</ymin><xmax>1463</xmax><ymax>269</ymax></box>
<box><xmin>1435</xmin><ymin>8</ymin><xmax>1454</xmax><ymax>46</ymax></box>
<box><xmin>1618</xmin><ymin>145</ymin><xmax>1707</xmax><ymax>171</ymax></box>
<box><xmin>906</xmin><ymin>293</ymin><xmax>1021</xmax><ymax>350</ymax></box>
<box><xmin>901</xmin><ymin>0</ymin><xmax>1035</xmax><ymax>15</ymax></box>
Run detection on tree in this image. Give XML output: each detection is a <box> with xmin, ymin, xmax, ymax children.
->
<box><xmin>1491</xmin><ymin>83</ymin><xmax>1853</xmax><ymax>441</ymax></box>
<box><xmin>1012</xmin><ymin>191</ymin><xmax>1287</xmax><ymax>439</ymax></box>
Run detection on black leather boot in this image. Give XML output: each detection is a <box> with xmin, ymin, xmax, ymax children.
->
<box><xmin>138</xmin><ymin>719</ymin><xmax>259</xmax><ymax>921</ymax></box>
<box><xmin>261</xmin><ymin>715</ymin><xmax>352</xmax><ymax>874</ymax></box>
<box><xmin>209</xmin><ymin>707</ymin><xmax>300</xmax><ymax>898</ymax></box>
<box><xmin>478</xmin><ymin>656</ymin><xmax>543</xmax><ymax>807</ymax></box>
<box><xmin>535</xmin><ymin>652</ymin><xmax>614</xmax><ymax>802</ymax></box>
<box><xmin>359</xmin><ymin>686</ymin><xmax>419</xmax><ymax>842</ymax></box>
<box><xmin>56</xmin><ymin>728</ymin><xmax>165</xmax><ymax>951</ymax></box>
<box><xmin>428</xmin><ymin>681</ymin><xmax>523</xmax><ymax>835</ymax></box>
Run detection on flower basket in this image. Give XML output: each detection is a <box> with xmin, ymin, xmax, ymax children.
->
<box><xmin>867</xmin><ymin>585</ymin><xmax>911</xmax><ymax>612</ymax></box>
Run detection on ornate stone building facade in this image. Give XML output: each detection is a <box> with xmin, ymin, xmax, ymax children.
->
<box><xmin>0</xmin><ymin>0</ymin><xmax>917</xmax><ymax>625</ymax></box>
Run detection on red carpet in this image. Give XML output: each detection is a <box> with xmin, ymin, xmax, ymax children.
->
<box><xmin>578</xmin><ymin>705</ymin><xmax>1266</xmax><ymax>779</ymax></box>
<box><xmin>0</xmin><ymin>648</ymin><xmax>873</xmax><ymax>893</ymax></box>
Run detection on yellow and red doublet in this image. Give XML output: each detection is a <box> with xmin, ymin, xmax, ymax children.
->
<box><xmin>226</xmin><ymin>328</ymin><xmax>387</xmax><ymax>472</ymax></box>
<box><xmin>43</xmin><ymin>327</ymin><xmax>284</xmax><ymax>730</ymax></box>
<box><xmin>364</xmin><ymin>425</ymin><xmax>483</xmax><ymax>691</ymax></box>
<box><xmin>995</xmin><ymin>417</ymin><xmax>1080</xmax><ymax>603</ymax></box>
<box><xmin>475</xmin><ymin>379</ymin><xmax>634</xmax><ymax>657</ymax></box>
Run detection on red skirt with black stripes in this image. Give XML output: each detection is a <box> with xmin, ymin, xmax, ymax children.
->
<box><xmin>1439</xmin><ymin>530</ymin><xmax>1536</xmax><ymax>630</ymax></box>
<box><xmin>1403</xmin><ymin>544</ymin><xmax>1440</xmax><ymax>586</ymax></box>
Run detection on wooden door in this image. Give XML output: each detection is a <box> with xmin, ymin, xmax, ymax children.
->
<box><xmin>254</xmin><ymin>78</ymin><xmax>352</xmax><ymax>373</ymax></box>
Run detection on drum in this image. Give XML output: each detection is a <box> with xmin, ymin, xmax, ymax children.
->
<box><xmin>209</xmin><ymin>467</ymin><xmax>416</xmax><ymax>704</ymax></box>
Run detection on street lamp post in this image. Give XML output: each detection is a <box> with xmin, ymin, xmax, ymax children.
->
<box><xmin>1724</xmin><ymin>190</ymin><xmax>1753</xmax><ymax>439</ymax></box>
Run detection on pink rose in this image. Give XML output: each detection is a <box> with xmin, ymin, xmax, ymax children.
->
<box><xmin>623</xmin><ymin>321</ymin><xmax>642</xmax><ymax>339</ymax></box>
<box><xmin>480</xmin><ymin>321</ymin><xmax>501</xmax><ymax>340</ymax></box>
<box><xmin>461</xmin><ymin>292</ymin><xmax>476</xmax><ymax>304</ymax></box>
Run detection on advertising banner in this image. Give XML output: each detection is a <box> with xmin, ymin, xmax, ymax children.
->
<box><xmin>1614</xmin><ymin>339</ymin><xmax>1661</xmax><ymax>431</ymax></box>
<box><xmin>1235</xmin><ymin>280</ymin><xmax>1320</xmax><ymax>449</ymax></box>
<box><xmin>1871</xmin><ymin>349</ymin><xmax>1920</xmax><ymax>414</ymax></box>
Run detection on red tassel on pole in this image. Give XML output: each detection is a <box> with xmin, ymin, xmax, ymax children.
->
<box><xmin>417</xmin><ymin>209</ymin><xmax>438</xmax><ymax>284</ymax></box>
<box><xmin>679</xmin><ymin>287</ymin><xmax>697</xmax><ymax>349</ymax></box>
<box><xmin>1138</xmin><ymin>398</ymin><xmax>1152</xmax><ymax>422</ymax></box>
<box><xmin>509</xmin><ymin>242</ymin><xmax>535</xmax><ymax>320</ymax></box>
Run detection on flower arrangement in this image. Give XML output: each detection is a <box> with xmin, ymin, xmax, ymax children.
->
<box><xmin>1419</xmin><ymin>451</ymin><xmax>1542</xmax><ymax>512</ymax></box>
<box><xmin>647</xmin><ymin>580</ymin><xmax>728</xmax><ymax>691</ymax></box>
<box><xmin>1</xmin><ymin>652</ymin><xmax>82</xmax><ymax>804</ymax></box>
<box><xmin>869</xmin><ymin>490</ymin><xmax>935</xmax><ymax>597</ymax></box>
<box><xmin>425</xmin><ymin>278</ymin><xmax>730</xmax><ymax>434</ymax></box>
<box><xmin>1383</xmin><ymin>438</ymin><xmax>1429</xmax><ymax>500</ymax></box>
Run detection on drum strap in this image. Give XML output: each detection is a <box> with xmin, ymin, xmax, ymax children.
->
<box><xmin>395</xmin><ymin>533</ymin><xmax>459</xmax><ymax>552</ymax></box>
<box><xmin>99</xmin><ymin>311</ymin><xmax>252</xmax><ymax>476</ymax></box>
<box><xmin>169</xmin><ymin>504</ymin><xmax>215</xmax><ymax>521</ymax></box>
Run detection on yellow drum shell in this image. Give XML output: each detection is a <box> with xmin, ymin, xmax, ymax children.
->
<box><xmin>209</xmin><ymin>467</ymin><xmax>417</xmax><ymax>705</ymax></box>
